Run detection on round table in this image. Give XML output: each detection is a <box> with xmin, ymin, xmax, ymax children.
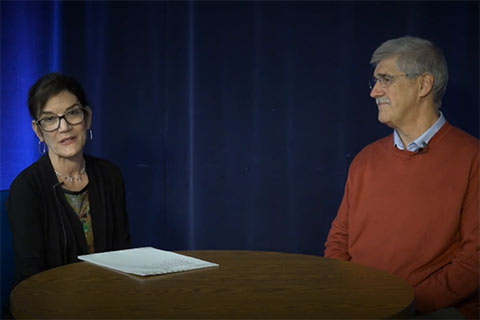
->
<box><xmin>11</xmin><ymin>250</ymin><xmax>414</xmax><ymax>319</ymax></box>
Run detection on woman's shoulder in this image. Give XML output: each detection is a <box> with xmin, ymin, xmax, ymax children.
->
<box><xmin>9</xmin><ymin>156</ymin><xmax>49</xmax><ymax>191</ymax></box>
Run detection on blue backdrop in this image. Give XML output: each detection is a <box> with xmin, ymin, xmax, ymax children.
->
<box><xmin>1</xmin><ymin>1</ymin><xmax>478</xmax><ymax>257</ymax></box>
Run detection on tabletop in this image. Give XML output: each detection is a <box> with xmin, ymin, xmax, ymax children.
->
<box><xmin>10</xmin><ymin>250</ymin><xmax>415</xmax><ymax>319</ymax></box>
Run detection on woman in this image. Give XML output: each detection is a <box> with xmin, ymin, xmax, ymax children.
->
<box><xmin>7</xmin><ymin>73</ymin><xmax>131</xmax><ymax>283</ymax></box>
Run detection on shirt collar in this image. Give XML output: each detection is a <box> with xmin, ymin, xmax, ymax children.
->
<box><xmin>394</xmin><ymin>112</ymin><xmax>446</xmax><ymax>151</ymax></box>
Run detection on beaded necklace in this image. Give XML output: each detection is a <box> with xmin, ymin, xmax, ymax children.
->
<box><xmin>54</xmin><ymin>162</ymin><xmax>86</xmax><ymax>183</ymax></box>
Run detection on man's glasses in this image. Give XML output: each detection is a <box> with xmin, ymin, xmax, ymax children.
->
<box><xmin>368</xmin><ymin>74</ymin><xmax>409</xmax><ymax>90</ymax></box>
<box><xmin>37</xmin><ymin>106</ymin><xmax>87</xmax><ymax>132</ymax></box>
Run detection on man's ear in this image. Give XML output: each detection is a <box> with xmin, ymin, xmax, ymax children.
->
<box><xmin>418</xmin><ymin>73</ymin><xmax>434</xmax><ymax>98</ymax></box>
<box><xmin>32</xmin><ymin>120</ymin><xmax>44</xmax><ymax>141</ymax></box>
<box><xmin>85</xmin><ymin>106</ymin><xmax>93</xmax><ymax>129</ymax></box>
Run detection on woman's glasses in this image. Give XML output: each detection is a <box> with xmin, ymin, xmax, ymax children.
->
<box><xmin>37</xmin><ymin>106</ymin><xmax>87</xmax><ymax>132</ymax></box>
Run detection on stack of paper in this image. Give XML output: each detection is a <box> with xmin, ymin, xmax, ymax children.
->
<box><xmin>78</xmin><ymin>247</ymin><xmax>219</xmax><ymax>276</ymax></box>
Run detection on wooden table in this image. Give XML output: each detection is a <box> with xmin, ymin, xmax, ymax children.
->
<box><xmin>10</xmin><ymin>250</ymin><xmax>414</xmax><ymax>319</ymax></box>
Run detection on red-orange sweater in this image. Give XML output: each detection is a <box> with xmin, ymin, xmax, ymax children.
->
<box><xmin>324</xmin><ymin>122</ymin><xmax>479</xmax><ymax>319</ymax></box>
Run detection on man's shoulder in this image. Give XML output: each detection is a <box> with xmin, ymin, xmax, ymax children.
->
<box><xmin>364</xmin><ymin>135</ymin><xmax>392</xmax><ymax>150</ymax></box>
<box><xmin>432</xmin><ymin>123</ymin><xmax>479</xmax><ymax>161</ymax></box>
<box><xmin>354</xmin><ymin>135</ymin><xmax>392</xmax><ymax>161</ymax></box>
<box><xmin>344</xmin><ymin>135</ymin><xmax>392</xmax><ymax>175</ymax></box>
<box><xmin>444</xmin><ymin>124</ymin><xmax>479</xmax><ymax>150</ymax></box>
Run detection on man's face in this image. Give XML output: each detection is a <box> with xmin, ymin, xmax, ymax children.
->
<box><xmin>370</xmin><ymin>56</ymin><xmax>419</xmax><ymax>130</ymax></box>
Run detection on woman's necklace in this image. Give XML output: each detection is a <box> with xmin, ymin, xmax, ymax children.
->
<box><xmin>54</xmin><ymin>161</ymin><xmax>86</xmax><ymax>183</ymax></box>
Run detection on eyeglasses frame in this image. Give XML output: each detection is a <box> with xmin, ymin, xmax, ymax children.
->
<box><xmin>368</xmin><ymin>73</ymin><xmax>410</xmax><ymax>90</ymax></box>
<box><xmin>36</xmin><ymin>106</ymin><xmax>88</xmax><ymax>132</ymax></box>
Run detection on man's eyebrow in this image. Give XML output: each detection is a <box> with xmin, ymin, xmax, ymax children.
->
<box><xmin>374</xmin><ymin>73</ymin><xmax>390</xmax><ymax>78</ymax></box>
<box><xmin>39</xmin><ymin>103</ymin><xmax>81</xmax><ymax>116</ymax></box>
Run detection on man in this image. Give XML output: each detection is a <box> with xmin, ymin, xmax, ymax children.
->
<box><xmin>324</xmin><ymin>36</ymin><xmax>479</xmax><ymax>319</ymax></box>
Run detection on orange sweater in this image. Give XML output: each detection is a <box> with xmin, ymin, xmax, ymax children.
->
<box><xmin>324</xmin><ymin>122</ymin><xmax>479</xmax><ymax>319</ymax></box>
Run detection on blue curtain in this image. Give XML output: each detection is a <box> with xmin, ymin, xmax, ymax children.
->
<box><xmin>1</xmin><ymin>1</ymin><xmax>478</xmax><ymax>256</ymax></box>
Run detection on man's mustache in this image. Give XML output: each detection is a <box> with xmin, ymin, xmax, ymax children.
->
<box><xmin>376</xmin><ymin>97</ymin><xmax>391</xmax><ymax>105</ymax></box>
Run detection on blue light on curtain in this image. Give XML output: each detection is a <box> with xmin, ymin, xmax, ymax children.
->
<box><xmin>51</xmin><ymin>1</ymin><xmax>62</xmax><ymax>71</ymax></box>
<box><xmin>1</xmin><ymin>1</ymin><xmax>62</xmax><ymax>190</ymax></box>
<box><xmin>83</xmin><ymin>1</ymin><xmax>109</xmax><ymax>156</ymax></box>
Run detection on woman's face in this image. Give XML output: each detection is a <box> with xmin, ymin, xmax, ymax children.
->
<box><xmin>32</xmin><ymin>90</ymin><xmax>92</xmax><ymax>161</ymax></box>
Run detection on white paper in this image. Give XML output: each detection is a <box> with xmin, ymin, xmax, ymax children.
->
<box><xmin>78</xmin><ymin>247</ymin><xmax>219</xmax><ymax>276</ymax></box>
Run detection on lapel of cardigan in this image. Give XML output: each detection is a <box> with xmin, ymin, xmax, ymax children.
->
<box><xmin>39</xmin><ymin>153</ymin><xmax>89</xmax><ymax>256</ymax></box>
<box><xmin>38</xmin><ymin>154</ymin><xmax>59</xmax><ymax>187</ymax></box>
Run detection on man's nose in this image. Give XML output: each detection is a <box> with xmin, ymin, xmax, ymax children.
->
<box><xmin>370</xmin><ymin>81</ymin><xmax>384</xmax><ymax>98</ymax></box>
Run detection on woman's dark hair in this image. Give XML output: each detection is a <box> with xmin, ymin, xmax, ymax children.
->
<box><xmin>28</xmin><ymin>73</ymin><xmax>89</xmax><ymax>120</ymax></box>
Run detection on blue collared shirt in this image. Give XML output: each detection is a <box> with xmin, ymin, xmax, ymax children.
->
<box><xmin>394</xmin><ymin>112</ymin><xmax>446</xmax><ymax>152</ymax></box>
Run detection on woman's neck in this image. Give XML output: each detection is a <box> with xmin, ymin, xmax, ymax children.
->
<box><xmin>49</xmin><ymin>153</ymin><xmax>88</xmax><ymax>190</ymax></box>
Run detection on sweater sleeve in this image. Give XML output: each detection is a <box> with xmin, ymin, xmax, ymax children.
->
<box><xmin>7</xmin><ymin>175</ymin><xmax>48</xmax><ymax>283</ymax></box>
<box><xmin>414</xmin><ymin>153</ymin><xmax>479</xmax><ymax>317</ymax></box>
<box><xmin>324</xmin><ymin>175</ymin><xmax>352</xmax><ymax>261</ymax></box>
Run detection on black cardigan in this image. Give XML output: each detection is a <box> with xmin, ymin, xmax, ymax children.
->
<box><xmin>7</xmin><ymin>154</ymin><xmax>131</xmax><ymax>284</ymax></box>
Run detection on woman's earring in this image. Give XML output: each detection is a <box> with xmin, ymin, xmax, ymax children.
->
<box><xmin>89</xmin><ymin>129</ymin><xmax>93</xmax><ymax>141</ymax></box>
<box><xmin>38</xmin><ymin>140</ymin><xmax>46</xmax><ymax>154</ymax></box>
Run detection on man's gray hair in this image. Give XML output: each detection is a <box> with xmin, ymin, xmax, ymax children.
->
<box><xmin>370</xmin><ymin>36</ymin><xmax>448</xmax><ymax>108</ymax></box>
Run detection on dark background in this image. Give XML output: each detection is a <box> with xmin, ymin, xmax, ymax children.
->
<box><xmin>2</xmin><ymin>1</ymin><xmax>478</xmax><ymax>258</ymax></box>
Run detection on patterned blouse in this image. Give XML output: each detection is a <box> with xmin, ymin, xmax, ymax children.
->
<box><xmin>63</xmin><ymin>185</ymin><xmax>95</xmax><ymax>253</ymax></box>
